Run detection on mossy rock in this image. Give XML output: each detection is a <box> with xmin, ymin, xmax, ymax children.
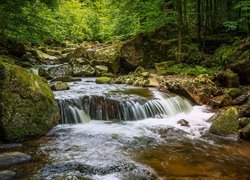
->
<box><xmin>239</xmin><ymin>117</ymin><xmax>250</xmax><ymax>128</ymax></box>
<box><xmin>226</xmin><ymin>88</ymin><xmax>243</xmax><ymax>98</ymax></box>
<box><xmin>209</xmin><ymin>107</ymin><xmax>239</xmax><ymax>136</ymax></box>
<box><xmin>51</xmin><ymin>76</ymin><xmax>81</xmax><ymax>82</ymax></box>
<box><xmin>51</xmin><ymin>82</ymin><xmax>70</xmax><ymax>91</ymax></box>
<box><xmin>95</xmin><ymin>77</ymin><xmax>111</xmax><ymax>84</ymax></box>
<box><xmin>0</xmin><ymin>56</ymin><xmax>60</xmax><ymax>142</ymax></box>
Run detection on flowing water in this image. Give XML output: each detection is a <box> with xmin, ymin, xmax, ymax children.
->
<box><xmin>3</xmin><ymin>78</ymin><xmax>250</xmax><ymax>179</ymax></box>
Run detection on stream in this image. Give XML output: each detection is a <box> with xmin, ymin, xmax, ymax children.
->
<box><xmin>2</xmin><ymin>78</ymin><xmax>250</xmax><ymax>179</ymax></box>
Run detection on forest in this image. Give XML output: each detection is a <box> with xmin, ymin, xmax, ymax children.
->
<box><xmin>0</xmin><ymin>0</ymin><xmax>250</xmax><ymax>179</ymax></box>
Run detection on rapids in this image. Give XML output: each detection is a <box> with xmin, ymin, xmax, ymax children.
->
<box><xmin>4</xmin><ymin>78</ymin><xmax>250</xmax><ymax>179</ymax></box>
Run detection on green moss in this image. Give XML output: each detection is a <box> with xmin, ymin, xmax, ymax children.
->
<box><xmin>95</xmin><ymin>77</ymin><xmax>111</xmax><ymax>84</ymax></box>
<box><xmin>0</xmin><ymin>56</ymin><xmax>59</xmax><ymax>142</ymax></box>
<box><xmin>209</xmin><ymin>107</ymin><xmax>239</xmax><ymax>136</ymax></box>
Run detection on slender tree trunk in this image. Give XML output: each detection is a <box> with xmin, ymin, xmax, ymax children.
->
<box><xmin>177</xmin><ymin>0</ymin><xmax>182</xmax><ymax>63</ymax></box>
<box><xmin>183</xmin><ymin>0</ymin><xmax>189</xmax><ymax>34</ymax></box>
<box><xmin>197</xmin><ymin>0</ymin><xmax>201</xmax><ymax>44</ymax></box>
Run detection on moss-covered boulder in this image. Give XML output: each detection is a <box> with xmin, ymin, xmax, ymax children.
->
<box><xmin>225</xmin><ymin>88</ymin><xmax>243</xmax><ymax>98</ymax></box>
<box><xmin>0</xmin><ymin>56</ymin><xmax>60</xmax><ymax>142</ymax></box>
<box><xmin>71</xmin><ymin>65</ymin><xmax>95</xmax><ymax>77</ymax></box>
<box><xmin>51</xmin><ymin>82</ymin><xmax>70</xmax><ymax>91</ymax></box>
<box><xmin>209</xmin><ymin>107</ymin><xmax>239</xmax><ymax>136</ymax></box>
<box><xmin>216</xmin><ymin>69</ymin><xmax>240</xmax><ymax>88</ymax></box>
<box><xmin>95</xmin><ymin>65</ymin><xmax>108</xmax><ymax>77</ymax></box>
<box><xmin>95</xmin><ymin>77</ymin><xmax>111</xmax><ymax>84</ymax></box>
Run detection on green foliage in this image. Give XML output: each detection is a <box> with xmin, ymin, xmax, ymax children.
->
<box><xmin>156</xmin><ymin>62</ymin><xmax>220</xmax><ymax>76</ymax></box>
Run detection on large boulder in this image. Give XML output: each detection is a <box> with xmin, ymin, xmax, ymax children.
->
<box><xmin>230</xmin><ymin>58</ymin><xmax>250</xmax><ymax>84</ymax></box>
<box><xmin>48</xmin><ymin>64</ymin><xmax>71</xmax><ymax>77</ymax></box>
<box><xmin>216</xmin><ymin>69</ymin><xmax>240</xmax><ymax>88</ymax></box>
<box><xmin>209</xmin><ymin>107</ymin><xmax>239</xmax><ymax>136</ymax></box>
<box><xmin>71</xmin><ymin>65</ymin><xmax>95</xmax><ymax>77</ymax></box>
<box><xmin>164</xmin><ymin>75</ymin><xmax>222</xmax><ymax>105</ymax></box>
<box><xmin>0</xmin><ymin>56</ymin><xmax>60</xmax><ymax>142</ymax></box>
<box><xmin>68</xmin><ymin>42</ymin><xmax>122</xmax><ymax>74</ymax></box>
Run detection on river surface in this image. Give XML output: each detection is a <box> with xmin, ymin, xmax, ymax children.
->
<box><xmin>2</xmin><ymin>78</ymin><xmax>250</xmax><ymax>179</ymax></box>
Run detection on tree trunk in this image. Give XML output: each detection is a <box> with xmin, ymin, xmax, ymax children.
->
<box><xmin>197</xmin><ymin>0</ymin><xmax>201</xmax><ymax>44</ymax></box>
<box><xmin>177</xmin><ymin>0</ymin><xmax>182</xmax><ymax>63</ymax></box>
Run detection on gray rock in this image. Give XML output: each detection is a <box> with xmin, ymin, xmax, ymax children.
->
<box><xmin>0</xmin><ymin>170</ymin><xmax>16</xmax><ymax>180</ymax></box>
<box><xmin>0</xmin><ymin>152</ymin><xmax>31</xmax><ymax>168</ymax></box>
<box><xmin>95</xmin><ymin>65</ymin><xmax>108</xmax><ymax>76</ymax></box>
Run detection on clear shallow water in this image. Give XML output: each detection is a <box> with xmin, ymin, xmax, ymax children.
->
<box><xmin>4</xmin><ymin>78</ymin><xmax>250</xmax><ymax>179</ymax></box>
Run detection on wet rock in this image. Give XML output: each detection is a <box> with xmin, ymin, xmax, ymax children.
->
<box><xmin>216</xmin><ymin>69</ymin><xmax>240</xmax><ymax>88</ymax></box>
<box><xmin>0</xmin><ymin>170</ymin><xmax>16</xmax><ymax>180</ymax></box>
<box><xmin>0</xmin><ymin>152</ymin><xmax>31</xmax><ymax>167</ymax></box>
<box><xmin>51</xmin><ymin>82</ymin><xmax>70</xmax><ymax>91</ymax></box>
<box><xmin>209</xmin><ymin>107</ymin><xmax>239</xmax><ymax>136</ymax></box>
<box><xmin>0</xmin><ymin>56</ymin><xmax>60</xmax><ymax>142</ymax></box>
<box><xmin>72</xmin><ymin>65</ymin><xmax>95</xmax><ymax>77</ymax></box>
<box><xmin>0</xmin><ymin>143</ymin><xmax>22</xmax><ymax>150</ymax></box>
<box><xmin>177</xmin><ymin>119</ymin><xmax>190</xmax><ymax>127</ymax></box>
<box><xmin>95</xmin><ymin>77</ymin><xmax>111</xmax><ymax>84</ymax></box>
<box><xmin>239</xmin><ymin>123</ymin><xmax>250</xmax><ymax>141</ymax></box>
<box><xmin>231</xmin><ymin>95</ymin><xmax>248</xmax><ymax>106</ymax></box>
<box><xmin>38</xmin><ymin>68</ymin><xmax>53</xmax><ymax>80</ymax></box>
<box><xmin>95</xmin><ymin>65</ymin><xmax>108</xmax><ymax>77</ymax></box>
<box><xmin>239</xmin><ymin>117</ymin><xmax>250</xmax><ymax>128</ymax></box>
<box><xmin>51</xmin><ymin>76</ymin><xmax>81</xmax><ymax>82</ymax></box>
<box><xmin>164</xmin><ymin>75</ymin><xmax>221</xmax><ymax>105</ymax></box>
<box><xmin>48</xmin><ymin>64</ymin><xmax>71</xmax><ymax>77</ymax></box>
<box><xmin>209</xmin><ymin>94</ymin><xmax>232</xmax><ymax>107</ymax></box>
<box><xmin>42</xmin><ymin>162</ymin><xmax>137</xmax><ymax>179</ymax></box>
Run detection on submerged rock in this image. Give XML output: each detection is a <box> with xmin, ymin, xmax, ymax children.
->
<box><xmin>209</xmin><ymin>107</ymin><xmax>239</xmax><ymax>136</ymax></box>
<box><xmin>0</xmin><ymin>170</ymin><xmax>16</xmax><ymax>180</ymax></box>
<box><xmin>0</xmin><ymin>56</ymin><xmax>60</xmax><ymax>142</ymax></box>
<box><xmin>51</xmin><ymin>76</ymin><xmax>81</xmax><ymax>82</ymax></box>
<box><xmin>51</xmin><ymin>82</ymin><xmax>70</xmax><ymax>91</ymax></box>
<box><xmin>0</xmin><ymin>152</ymin><xmax>31</xmax><ymax>167</ymax></box>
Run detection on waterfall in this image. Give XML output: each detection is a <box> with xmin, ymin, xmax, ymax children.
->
<box><xmin>57</xmin><ymin>90</ymin><xmax>192</xmax><ymax>124</ymax></box>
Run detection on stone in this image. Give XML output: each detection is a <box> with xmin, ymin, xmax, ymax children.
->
<box><xmin>225</xmin><ymin>88</ymin><xmax>243</xmax><ymax>98</ymax></box>
<box><xmin>95</xmin><ymin>77</ymin><xmax>111</xmax><ymax>84</ymax></box>
<box><xmin>209</xmin><ymin>107</ymin><xmax>239</xmax><ymax>136</ymax></box>
<box><xmin>141</xmin><ymin>72</ymin><xmax>150</xmax><ymax>78</ymax></box>
<box><xmin>177</xmin><ymin>119</ymin><xmax>190</xmax><ymax>127</ymax></box>
<box><xmin>238</xmin><ymin>102</ymin><xmax>250</xmax><ymax>118</ymax></box>
<box><xmin>209</xmin><ymin>94</ymin><xmax>232</xmax><ymax>107</ymax></box>
<box><xmin>48</xmin><ymin>64</ymin><xmax>71</xmax><ymax>77</ymax></box>
<box><xmin>95</xmin><ymin>65</ymin><xmax>108</xmax><ymax>77</ymax></box>
<box><xmin>38</xmin><ymin>68</ymin><xmax>53</xmax><ymax>80</ymax></box>
<box><xmin>32</xmin><ymin>49</ymin><xmax>58</xmax><ymax>63</ymax></box>
<box><xmin>51</xmin><ymin>76</ymin><xmax>81</xmax><ymax>82</ymax></box>
<box><xmin>0</xmin><ymin>56</ymin><xmax>60</xmax><ymax>142</ymax></box>
<box><xmin>239</xmin><ymin>117</ymin><xmax>250</xmax><ymax>128</ymax></box>
<box><xmin>0</xmin><ymin>152</ymin><xmax>31</xmax><ymax>167</ymax></box>
<box><xmin>231</xmin><ymin>95</ymin><xmax>248</xmax><ymax>106</ymax></box>
<box><xmin>217</xmin><ymin>69</ymin><xmax>240</xmax><ymax>88</ymax></box>
<box><xmin>239</xmin><ymin>123</ymin><xmax>250</xmax><ymax>141</ymax></box>
<box><xmin>51</xmin><ymin>82</ymin><xmax>70</xmax><ymax>91</ymax></box>
<box><xmin>230</xmin><ymin>58</ymin><xmax>250</xmax><ymax>85</ymax></box>
<box><xmin>72</xmin><ymin>65</ymin><xmax>95</xmax><ymax>77</ymax></box>
<box><xmin>0</xmin><ymin>170</ymin><xmax>16</xmax><ymax>180</ymax></box>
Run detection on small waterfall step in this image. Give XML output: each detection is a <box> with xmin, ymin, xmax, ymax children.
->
<box><xmin>57</xmin><ymin>91</ymin><xmax>192</xmax><ymax>124</ymax></box>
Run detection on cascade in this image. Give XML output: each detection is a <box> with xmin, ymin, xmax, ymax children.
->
<box><xmin>56</xmin><ymin>86</ymin><xmax>192</xmax><ymax>124</ymax></box>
